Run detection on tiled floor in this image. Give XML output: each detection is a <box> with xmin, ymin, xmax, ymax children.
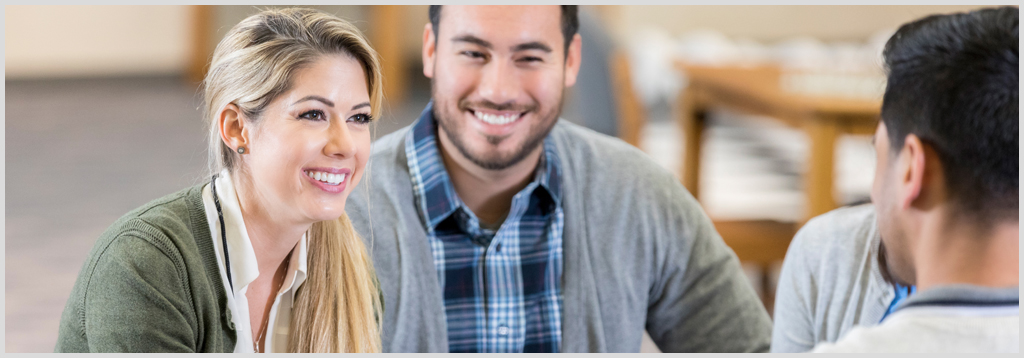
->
<box><xmin>5</xmin><ymin>75</ymin><xmax>873</xmax><ymax>352</ymax></box>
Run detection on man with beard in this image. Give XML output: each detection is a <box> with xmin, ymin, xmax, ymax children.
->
<box><xmin>345</xmin><ymin>5</ymin><xmax>771</xmax><ymax>352</ymax></box>
<box><xmin>805</xmin><ymin>7</ymin><xmax>1018</xmax><ymax>353</ymax></box>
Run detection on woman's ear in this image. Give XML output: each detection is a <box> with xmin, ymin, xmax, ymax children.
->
<box><xmin>219</xmin><ymin>103</ymin><xmax>248</xmax><ymax>153</ymax></box>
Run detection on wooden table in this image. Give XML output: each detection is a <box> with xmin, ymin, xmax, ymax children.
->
<box><xmin>673</xmin><ymin>63</ymin><xmax>881</xmax><ymax>311</ymax></box>
<box><xmin>676</xmin><ymin>63</ymin><xmax>880</xmax><ymax>222</ymax></box>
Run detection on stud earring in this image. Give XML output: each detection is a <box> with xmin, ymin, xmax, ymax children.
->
<box><xmin>237</xmin><ymin>147</ymin><xmax>246</xmax><ymax>154</ymax></box>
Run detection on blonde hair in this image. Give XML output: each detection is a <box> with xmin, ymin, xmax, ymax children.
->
<box><xmin>202</xmin><ymin>8</ymin><xmax>382</xmax><ymax>353</ymax></box>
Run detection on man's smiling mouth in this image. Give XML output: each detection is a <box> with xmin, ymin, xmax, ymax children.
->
<box><xmin>471</xmin><ymin>110</ymin><xmax>524</xmax><ymax>125</ymax></box>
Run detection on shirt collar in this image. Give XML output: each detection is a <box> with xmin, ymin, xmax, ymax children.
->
<box><xmin>213</xmin><ymin>170</ymin><xmax>308</xmax><ymax>298</ymax></box>
<box><xmin>896</xmin><ymin>284</ymin><xmax>1019</xmax><ymax>312</ymax></box>
<box><xmin>405</xmin><ymin>101</ymin><xmax>562</xmax><ymax>232</ymax></box>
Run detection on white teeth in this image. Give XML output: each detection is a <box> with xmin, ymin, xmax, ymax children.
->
<box><xmin>474</xmin><ymin>111</ymin><xmax>520</xmax><ymax>125</ymax></box>
<box><xmin>304</xmin><ymin>170</ymin><xmax>347</xmax><ymax>185</ymax></box>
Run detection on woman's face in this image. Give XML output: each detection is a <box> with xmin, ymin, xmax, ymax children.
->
<box><xmin>239</xmin><ymin>54</ymin><xmax>372</xmax><ymax>225</ymax></box>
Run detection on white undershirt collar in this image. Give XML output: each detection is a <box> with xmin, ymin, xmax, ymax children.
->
<box><xmin>203</xmin><ymin>170</ymin><xmax>308</xmax><ymax>352</ymax></box>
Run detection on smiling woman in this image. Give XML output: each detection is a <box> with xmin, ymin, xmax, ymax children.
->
<box><xmin>54</xmin><ymin>8</ymin><xmax>384</xmax><ymax>353</ymax></box>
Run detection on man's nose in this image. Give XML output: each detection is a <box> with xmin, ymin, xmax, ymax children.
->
<box><xmin>476</xmin><ymin>59</ymin><xmax>520</xmax><ymax>106</ymax></box>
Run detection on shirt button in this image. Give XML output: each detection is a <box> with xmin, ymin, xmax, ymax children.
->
<box><xmin>497</xmin><ymin>325</ymin><xmax>509</xmax><ymax>336</ymax></box>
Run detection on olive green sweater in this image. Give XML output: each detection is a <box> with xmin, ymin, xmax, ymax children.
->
<box><xmin>56</xmin><ymin>185</ymin><xmax>237</xmax><ymax>352</ymax></box>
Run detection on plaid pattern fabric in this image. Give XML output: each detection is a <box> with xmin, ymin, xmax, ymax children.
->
<box><xmin>405</xmin><ymin>104</ymin><xmax>564</xmax><ymax>352</ymax></box>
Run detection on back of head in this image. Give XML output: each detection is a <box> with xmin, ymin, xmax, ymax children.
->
<box><xmin>880</xmin><ymin>6</ymin><xmax>1018</xmax><ymax>222</ymax></box>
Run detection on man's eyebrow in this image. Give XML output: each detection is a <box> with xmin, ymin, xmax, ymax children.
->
<box><xmin>511</xmin><ymin>41</ymin><xmax>552</xmax><ymax>53</ymax></box>
<box><xmin>292</xmin><ymin>95</ymin><xmax>335</xmax><ymax>107</ymax></box>
<box><xmin>451</xmin><ymin>35</ymin><xmax>492</xmax><ymax>49</ymax></box>
<box><xmin>351</xmin><ymin>102</ymin><xmax>370</xmax><ymax>111</ymax></box>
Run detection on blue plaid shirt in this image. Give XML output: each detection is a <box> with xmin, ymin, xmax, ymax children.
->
<box><xmin>405</xmin><ymin>104</ymin><xmax>564</xmax><ymax>352</ymax></box>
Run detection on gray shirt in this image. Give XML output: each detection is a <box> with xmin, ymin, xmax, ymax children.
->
<box><xmin>346</xmin><ymin>119</ymin><xmax>772</xmax><ymax>352</ymax></box>
<box><xmin>770</xmin><ymin>204</ymin><xmax>895</xmax><ymax>352</ymax></box>
<box><xmin>813</xmin><ymin>285</ymin><xmax>1019</xmax><ymax>353</ymax></box>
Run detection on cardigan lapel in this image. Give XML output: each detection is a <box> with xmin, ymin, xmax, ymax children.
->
<box><xmin>393</xmin><ymin>130</ymin><xmax>451</xmax><ymax>352</ymax></box>
<box><xmin>550</xmin><ymin>122</ymin><xmax>607</xmax><ymax>352</ymax></box>
<box><xmin>185</xmin><ymin>183</ymin><xmax>238</xmax><ymax>348</ymax></box>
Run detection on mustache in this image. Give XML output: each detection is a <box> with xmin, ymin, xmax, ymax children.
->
<box><xmin>458</xmin><ymin>99</ymin><xmax>536</xmax><ymax>113</ymax></box>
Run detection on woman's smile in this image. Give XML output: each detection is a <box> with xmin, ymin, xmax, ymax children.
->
<box><xmin>303</xmin><ymin>167</ymin><xmax>351</xmax><ymax>193</ymax></box>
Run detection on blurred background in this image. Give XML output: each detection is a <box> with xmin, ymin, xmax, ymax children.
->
<box><xmin>5</xmin><ymin>5</ymin><xmax>991</xmax><ymax>353</ymax></box>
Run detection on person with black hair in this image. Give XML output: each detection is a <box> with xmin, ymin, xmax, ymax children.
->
<box><xmin>345</xmin><ymin>5</ymin><xmax>772</xmax><ymax>353</ymax></box>
<box><xmin>808</xmin><ymin>6</ymin><xmax>1018</xmax><ymax>352</ymax></box>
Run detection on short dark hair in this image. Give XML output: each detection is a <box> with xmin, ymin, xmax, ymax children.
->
<box><xmin>880</xmin><ymin>6</ymin><xmax>1018</xmax><ymax>220</ymax></box>
<box><xmin>428</xmin><ymin>5</ymin><xmax>579</xmax><ymax>54</ymax></box>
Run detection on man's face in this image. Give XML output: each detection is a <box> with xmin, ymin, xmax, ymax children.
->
<box><xmin>871</xmin><ymin>122</ymin><xmax>916</xmax><ymax>285</ymax></box>
<box><xmin>423</xmin><ymin>5</ymin><xmax>581</xmax><ymax>170</ymax></box>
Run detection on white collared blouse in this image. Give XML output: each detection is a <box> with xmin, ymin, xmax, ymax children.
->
<box><xmin>201</xmin><ymin>170</ymin><xmax>308</xmax><ymax>353</ymax></box>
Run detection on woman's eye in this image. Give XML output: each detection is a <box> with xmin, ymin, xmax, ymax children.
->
<box><xmin>298</xmin><ymin>109</ymin><xmax>326</xmax><ymax>121</ymax></box>
<box><xmin>348</xmin><ymin>113</ymin><xmax>373</xmax><ymax>124</ymax></box>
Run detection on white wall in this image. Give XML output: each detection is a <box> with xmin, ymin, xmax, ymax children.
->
<box><xmin>609</xmin><ymin>5</ymin><xmax>990</xmax><ymax>42</ymax></box>
<box><xmin>5</xmin><ymin>5</ymin><xmax>190</xmax><ymax>79</ymax></box>
<box><xmin>4</xmin><ymin>5</ymin><xmax>996</xmax><ymax>79</ymax></box>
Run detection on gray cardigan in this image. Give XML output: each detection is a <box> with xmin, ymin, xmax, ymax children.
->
<box><xmin>346</xmin><ymin>119</ymin><xmax>772</xmax><ymax>352</ymax></box>
<box><xmin>770</xmin><ymin>204</ymin><xmax>894</xmax><ymax>352</ymax></box>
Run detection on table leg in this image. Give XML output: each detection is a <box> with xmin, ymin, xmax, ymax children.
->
<box><xmin>678</xmin><ymin>88</ymin><xmax>706</xmax><ymax>200</ymax></box>
<box><xmin>804</xmin><ymin>118</ymin><xmax>839</xmax><ymax>222</ymax></box>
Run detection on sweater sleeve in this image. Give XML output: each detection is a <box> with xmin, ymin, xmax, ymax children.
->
<box><xmin>80</xmin><ymin>231</ymin><xmax>198</xmax><ymax>352</ymax></box>
<box><xmin>770</xmin><ymin>224</ymin><xmax>817</xmax><ymax>352</ymax></box>
<box><xmin>644</xmin><ymin>185</ymin><xmax>773</xmax><ymax>353</ymax></box>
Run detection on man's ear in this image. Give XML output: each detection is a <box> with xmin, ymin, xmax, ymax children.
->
<box><xmin>423</xmin><ymin>23</ymin><xmax>436</xmax><ymax>79</ymax></box>
<box><xmin>898</xmin><ymin>134</ymin><xmax>927</xmax><ymax>210</ymax></box>
<box><xmin>563</xmin><ymin>33</ymin><xmax>583</xmax><ymax>88</ymax></box>
<box><xmin>219</xmin><ymin>103</ymin><xmax>248</xmax><ymax>153</ymax></box>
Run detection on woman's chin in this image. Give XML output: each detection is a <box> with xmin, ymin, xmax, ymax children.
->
<box><xmin>306</xmin><ymin>205</ymin><xmax>348</xmax><ymax>223</ymax></box>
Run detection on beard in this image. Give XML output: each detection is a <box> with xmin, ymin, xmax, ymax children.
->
<box><xmin>432</xmin><ymin>87</ymin><xmax>563</xmax><ymax>171</ymax></box>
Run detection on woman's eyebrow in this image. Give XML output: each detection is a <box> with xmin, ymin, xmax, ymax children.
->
<box><xmin>292</xmin><ymin>95</ymin><xmax>335</xmax><ymax>107</ymax></box>
<box><xmin>351</xmin><ymin>102</ymin><xmax>370</xmax><ymax>111</ymax></box>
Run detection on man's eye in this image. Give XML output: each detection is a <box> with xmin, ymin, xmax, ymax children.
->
<box><xmin>461</xmin><ymin>51</ymin><xmax>486</xmax><ymax>59</ymax></box>
<box><xmin>299</xmin><ymin>110</ymin><xmax>326</xmax><ymax>121</ymax></box>
<box><xmin>349</xmin><ymin>113</ymin><xmax>373</xmax><ymax>124</ymax></box>
<box><xmin>518</xmin><ymin>56</ymin><xmax>543</xmax><ymax>63</ymax></box>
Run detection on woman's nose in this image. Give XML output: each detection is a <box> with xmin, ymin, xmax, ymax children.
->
<box><xmin>324</xmin><ymin>120</ymin><xmax>357</xmax><ymax>158</ymax></box>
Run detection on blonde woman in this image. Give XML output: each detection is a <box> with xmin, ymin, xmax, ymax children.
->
<box><xmin>55</xmin><ymin>8</ymin><xmax>382</xmax><ymax>352</ymax></box>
